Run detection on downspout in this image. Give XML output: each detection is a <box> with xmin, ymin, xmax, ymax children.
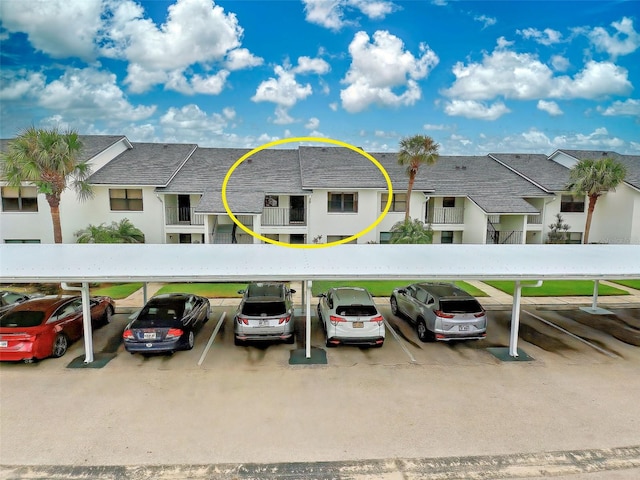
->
<box><xmin>509</xmin><ymin>280</ymin><xmax>543</xmax><ymax>357</ymax></box>
<box><xmin>61</xmin><ymin>282</ymin><xmax>94</xmax><ymax>363</ymax></box>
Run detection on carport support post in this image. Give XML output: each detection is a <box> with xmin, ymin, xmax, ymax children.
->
<box><xmin>80</xmin><ymin>282</ymin><xmax>94</xmax><ymax>364</ymax></box>
<box><xmin>591</xmin><ymin>280</ymin><xmax>599</xmax><ymax>310</ymax></box>
<box><xmin>306</xmin><ymin>280</ymin><xmax>312</xmax><ymax>359</ymax></box>
<box><xmin>509</xmin><ymin>281</ymin><xmax>522</xmax><ymax>357</ymax></box>
<box><xmin>143</xmin><ymin>282</ymin><xmax>148</xmax><ymax>305</ymax></box>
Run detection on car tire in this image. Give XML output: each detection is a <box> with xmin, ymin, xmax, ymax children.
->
<box><xmin>285</xmin><ymin>333</ymin><xmax>295</xmax><ymax>345</ymax></box>
<box><xmin>186</xmin><ymin>330</ymin><xmax>195</xmax><ymax>350</ymax></box>
<box><xmin>417</xmin><ymin>318</ymin><xmax>432</xmax><ymax>343</ymax></box>
<box><xmin>52</xmin><ymin>333</ymin><xmax>69</xmax><ymax>358</ymax></box>
<box><xmin>102</xmin><ymin>305</ymin><xmax>114</xmax><ymax>326</ymax></box>
<box><xmin>234</xmin><ymin>336</ymin><xmax>244</xmax><ymax>347</ymax></box>
<box><xmin>390</xmin><ymin>296</ymin><xmax>400</xmax><ymax>316</ymax></box>
<box><xmin>325</xmin><ymin>338</ymin><xmax>336</xmax><ymax>348</ymax></box>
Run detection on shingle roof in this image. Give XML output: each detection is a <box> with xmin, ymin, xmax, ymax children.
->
<box><xmin>78</xmin><ymin>135</ymin><xmax>127</xmax><ymax>162</ymax></box>
<box><xmin>157</xmin><ymin>147</ymin><xmax>306</xmax><ymax>195</ymax></box>
<box><xmin>489</xmin><ymin>153</ymin><xmax>570</xmax><ymax>192</ymax></box>
<box><xmin>196</xmin><ymin>189</ymin><xmax>264</xmax><ymax>214</ymax></box>
<box><xmin>89</xmin><ymin>142</ymin><xmax>197</xmax><ymax>186</ymax></box>
<box><xmin>557</xmin><ymin>150</ymin><xmax>640</xmax><ymax>191</ymax></box>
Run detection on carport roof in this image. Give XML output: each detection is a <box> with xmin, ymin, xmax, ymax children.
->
<box><xmin>1</xmin><ymin>244</ymin><xmax>637</xmax><ymax>283</ymax></box>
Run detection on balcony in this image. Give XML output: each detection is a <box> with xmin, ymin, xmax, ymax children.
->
<box><xmin>165</xmin><ymin>207</ymin><xmax>204</xmax><ymax>226</ymax></box>
<box><xmin>487</xmin><ymin>229</ymin><xmax>523</xmax><ymax>244</ymax></box>
<box><xmin>262</xmin><ymin>207</ymin><xmax>306</xmax><ymax>226</ymax></box>
<box><xmin>427</xmin><ymin>207</ymin><xmax>464</xmax><ymax>224</ymax></box>
<box><xmin>527</xmin><ymin>214</ymin><xmax>542</xmax><ymax>225</ymax></box>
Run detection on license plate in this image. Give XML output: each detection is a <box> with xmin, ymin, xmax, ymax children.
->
<box><xmin>459</xmin><ymin>325</ymin><xmax>470</xmax><ymax>331</ymax></box>
<box><xmin>353</xmin><ymin>322</ymin><xmax>364</xmax><ymax>328</ymax></box>
<box><xmin>143</xmin><ymin>332</ymin><xmax>156</xmax><ymax>340</ymax></box>
<box><xmin>0</xmin><ymin>341</ymin><xmax>7</xmax><ymax>348</ymax></box>
<box><xmin>258</xmin><ymin>319</ymin><xmax>270</xmax><ymax>326</ymax></box>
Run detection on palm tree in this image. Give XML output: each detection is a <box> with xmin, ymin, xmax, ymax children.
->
<box><xmin>1</xmin><ymin>127</ymin><xmax>92</xmax><ymax>243</ymax></box>
<box><xmin>566</xmin><ymin>157</ymin><xmax>626</xmax><ymax>244</ymax></box>
<box><xmin>110</xmin><ymin>218</ymin><xmax>145</xmax><ymax>243</ymax></box>
<box><xmin>397</xmin><ymin>134</ymin><xmax>439</xmax><ymax>221</ymax></box>
<box><xmin>390</xmin><ymin>219</ymin><xmax>433</xmax><ymax>244</ymax></box>
<box><xmin>75</xmin><ymin>219</ymin><xmax>145</xmax><ymax>244</ymax></box>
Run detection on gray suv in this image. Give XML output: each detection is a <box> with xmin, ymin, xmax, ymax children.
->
<box><xmin>390</xmin><ymin>282</ymin><xmax>487</xmax><ymax>342</ymax></box>
<box><xmin>234</xmin><ymin>282</ymin><xmax>296</xmax><ymax>345</ymax></box>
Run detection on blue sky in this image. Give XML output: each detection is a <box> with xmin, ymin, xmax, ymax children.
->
<box><xmin>1</xmin><ymin>0</ymin><xmax>639</xmax><ymax>155</ymax></box>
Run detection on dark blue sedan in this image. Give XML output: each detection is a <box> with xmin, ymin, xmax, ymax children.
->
<box><xmin>123</xmin><ymin>293</ymin><xmax>210</xmax><ymax>355</ymax></box>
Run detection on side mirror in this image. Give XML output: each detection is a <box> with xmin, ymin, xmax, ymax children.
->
<box><xmin>289</xmin><ymin>289</ymin><xmax>297</xmax><ymax>294</ymax></box>
<box><xmin>237</xmin><ymin>289</ymin><xmax>245</xmax><ymax>294</ymax></box>
<box><xmin>318</xmin><ymin>293</ymin><xmax>326</xmax><ymax>298</ymax></box>
<box><xmin>397</xmin><ymin>289</ymin><xmax>406</xmax><ymax>294</ymax></box>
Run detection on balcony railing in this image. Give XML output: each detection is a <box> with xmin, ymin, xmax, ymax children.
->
<box><xmin>427</xmin><ymin>207</ymin><xmax>464</xmax><ymax>224</ymax></box>
<box><xmin>262</xmin><ymin>207</ymin><xmax>306</xmax><ymax>226</ymax></box>
<box><xmin>210</xmin><ymin>232</ymin><xmax>253</xmax><ymax>244</ymax></box>
<box><xmin>165</xmin><ymin>207</ymin><xmax>204</xmax><ymax>226</ymax></box>
<box><xmin>527</xmin><ymin>214</ymin><xmax>542</xmax><ymax>225</ymax></box>
<box><xmin>487</xmin><ymin>230</ymin><xmax>523</xmax><ymax>244</ymax></box>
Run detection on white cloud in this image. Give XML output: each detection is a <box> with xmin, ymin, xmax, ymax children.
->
<box><xmin>0</xmin><ymin>70</ymin><xmax>46</xmax><ymax>100</ymax></box>
<box><xmin>598</xmin><ymin>98</ymin><xmax>640</xmax><ymax>117</ymax></box>
<box><xmin>164</xmin><ymin>70</ymin><xmax>230</xmax><ymax>95</ymax></box>
<box><xmin>474</xmin><ymin>15</ymin><xmax>496</xmax><ymax>29</ymax></box>
<box><xmin>38</xmin><ymin>67</ymin><xmax>156</xmax><ymax>121</ymax></box>
<box><xmin>517</xmin><ymin>27</ymin><xmax>563</xmax><ymax>45</ymax></box>
<box><xmin>550</xmin><ymin>55</ymin><xmax>570</xmax><ymax>72</ymax></box>
<box><xmin>302</xmin><ymin>0</ymin><xmax>396</xmax><ymax>31</ymax></box>
<box><xmin>423</xmin><ymin>124</ymin><xmax>450</xmax><ymax>131</ymax></box>
<box><xmin>444</xmin><ymin>40</ymin><xmax>632</xmax><ymax>101</ymax></box>
<box><xmin>294</xmin><ymin>56</ymin><xmax>331</xmax><ymax>75</ymax></box>
<box><xmin>588</xmin><ymin>17</ymin><xmax>640</xmax><ymax>58</ymax></box>
<box><xmin>102</xmin><ymin>0</ymin><xmax>259</xmax><ymax>93</ymax></box>
<box><xmin>443</xmin><ymin>100</ymin><xmax>510</xmax><ymax>120</ymax></box>
<box><xmin>340</xmin><ymin>30</ymin><xmax>439</xmax><ymax>112</ymax></box>
<box><xmin>305</xmin><ymin>117</ymin><xmax>320</xmax><ymax>130</ymax></box>
<box><xmin>0</xmin><ymin>0</ymin><xmax>103</xmax><ymax>60</ymax></box>
<box><xmin>225</xmin><ymin>48</ymin><xmax>264</xmax><ymax>71</ymax></box>
<box><xmin>537</xmin><ymin>100</ymin><xmax>563</xmax><ymax>116</ymax></box>
<box><xmin>160</xmin><ymin>104</ymin><xmax>232</xmax><ymax>134</ymax></box>
<box><xmin>329</xmin><ymin>102</ymin><xmax>339</xmax><ymax>111</ymax></box>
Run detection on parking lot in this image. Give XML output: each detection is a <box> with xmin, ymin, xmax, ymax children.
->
<box><xmin>1</xmin><ymin>302</ymin><xmax>640</xmax><ymax>478</ymax></box>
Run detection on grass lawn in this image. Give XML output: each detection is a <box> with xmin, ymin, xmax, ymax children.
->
<box><xmin>90</xmin><ymin>283</ymin><xmax>143</xmax><ymax>299</ymax></box>
<box><xmin>310</xmin><ymin>280</ymin><xmax>487</xmax><ymax>297</ymax></box>
<box><xmin>155</xmin><ymin>283</ymin><xmax>249</xmax><ymax>298</ymax></box>
<box><xmin>608</xmin><ymin>279</ymin><xmax>640</xmax><ymax>290</ymax></box>
<box><xmin>483</xmin><ymin>280</ymin><xmax>629</xmax><ymax>297</ymax></box>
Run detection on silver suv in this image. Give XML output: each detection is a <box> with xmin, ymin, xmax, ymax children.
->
<box><xmin>234</xmin><ymin>282</ymin><xmax>296</xmax><ymax>345</ymax></box>
<box><xmin>390</xmin><ymin>282</ymin><xmax>487</xmax><ymax>342</ymax></box>
<box><xmin>317</xmin><ymin>287</ymin><xmax>385</xmax><ymax>348</ymax></box>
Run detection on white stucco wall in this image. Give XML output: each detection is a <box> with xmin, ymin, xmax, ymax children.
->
<box><xmin>586</xmin><ymin>184</ymin><xmax>638</xmax><ymax>244</ymax></box>
<box><xmin>463</xmin><ymin>201</ymin><xmax>487</xmax><ymax>244</ymax></box>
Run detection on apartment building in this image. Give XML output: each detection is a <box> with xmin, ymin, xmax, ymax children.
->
<box><xmin>1</xmin><ymin>136</ymin><xmax>639</xmax><ymax>245</ymax></box>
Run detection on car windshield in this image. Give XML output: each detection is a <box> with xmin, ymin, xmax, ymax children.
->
<box><xmin>247</xmin><ymin>284</ymin><xmax>284</xmax><ymax>298</ymax></box>
<box><xmin>241</xmin><ymin>301</ymin><xmax>286</xmax><ymax>316</ymax></box>
<box><xmin>440</xmin><ymin>299</ymin><xmax>482</xmax><ymax>314</ymax></box>
<box><xmin>0</xmin><ymin>311</ymin><xmax>45</xmax><ymax>328</ymax></box>
<box><xmin>336</xmin><ymin>305</ymin><xmax>377</xmax><ymax>317</ymax></box>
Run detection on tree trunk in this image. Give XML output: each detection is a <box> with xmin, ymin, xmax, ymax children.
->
<box><xmin>583</xmin><ymin>194</ymin><xmax>598</xmax><ymax>244</ymax></box>
<box><xmin>49</xmin><ymin>203</ymin><xmax>63</xmax><ymax>243</ymax></box>
<box><xmin>404</xmin><ymin>172</ymin><xmax>416</xmax><ymax>222</ymax></box>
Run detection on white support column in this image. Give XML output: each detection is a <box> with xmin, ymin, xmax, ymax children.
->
<box><xmin>580</xmin><ymin>279</ymin><xmax>613</xmax><ymax>314</ymax></box>
<box><xmin>143</xmin><ymin>282</ymin><xmax>148</xmax><ymax>305</ymax></box>
<box><xmin>61</xmin><ymin>282</ymin><xmax>94</xmax><ymax>363</ymax></box>
<box><xmin>509</xmin><ymin>281</ymin><xmax>522</xmax><ymax>357</ymax></box>
<box><xmin>306</xmin><ymin>280</ymin><xmax>312</xmax><ymax>359</ymax></box>
<box><xmin>592</xmin><ymin>280</ymin><xmax>599</xmax><ymax>310</ymax></box>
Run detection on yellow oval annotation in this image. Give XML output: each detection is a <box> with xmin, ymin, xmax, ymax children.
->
<box><xmin>222</xmin><ymin>137</ymin><xmax>393</xmax><ymax>249</ymax></box>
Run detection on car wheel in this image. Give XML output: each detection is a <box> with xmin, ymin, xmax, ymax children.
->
<box><xmin>52</xmin><ymin>333</ymin><xmax>69</xmax><ymax>358</ymax></box>
<box><xmin>325</xmin><ymin>338</ymin><xmax>336</xmax><ymax>348</ymax></box>
<box><xmin>186</xmin><ymin>330</ymin><xmax>195</xmax><ymax>350</ymax></box>
<box><xmin>234</xmin><ymin>336</ymin><xmax>244</xmax><ymax>347</ymax></box>
<box><xmin>390</xmin><ymin>296</ymin><xmax>399</xmax><ymax>316</ymax></box>
<box><xmin>417</xmin><ymin>319</ymin><xmax>432</xmax><ymax>343</ymax></box>
<box><xmin>285</xmin><ymin>333</ymin><xmax>295</xmax><ymax>345</ymax></box>
<box><xmin>102</xmin><ymin>306</ymin><xmax>114</xmax><ymax>326</ymax></box>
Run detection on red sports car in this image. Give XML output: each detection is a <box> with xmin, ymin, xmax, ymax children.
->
<box><xmin>0</xmin><ymin>295</ymin><xmax>115</xmax><ymax>362</ymax></box>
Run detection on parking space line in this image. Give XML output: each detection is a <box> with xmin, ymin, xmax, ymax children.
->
<box><xmin>198</xmin><ymin>312</ymin><xmax>227</xmax><ymax>366</ymax></box>
<box><xmin>523</xmin><ymin>309</ymin><xmax>619</xmax><ymax>358</ymax></box>
<box><xmin>384</xmin><ymin>319</ymin><xmax>416</xmax><ymax>363</ymax></box>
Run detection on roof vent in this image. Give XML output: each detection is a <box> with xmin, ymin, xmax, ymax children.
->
<box><xmin>462</xmin><ymin>166</ymin><xmax>467</xmax><ymax>170</ymax></box>
<box><xmin>455</xmin><ymin>166</ymin><xmax>460</xmax><ymax>170</ymax></box>
<box><xmin>602</xmin><ymin>151</ymin><xmax>608</xmax><ymax>156</ymax></box>
<box><xmin>515</xmin><ymin>154</ymin><xmax>520</xmax><ymax>158</ymax></box>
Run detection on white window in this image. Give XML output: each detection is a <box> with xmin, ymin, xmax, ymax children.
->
<box><xmin>1</xmin><ymin>186</ymin><xmax>38</xmax><ymax>212</ymax></box>
<box><xmin>380</xmin><ymin>193</ymin><xmax>406</xmax><ymax>212</ymax></box>
<box><xmin>109</xmin><ymin>189</ymin><xmax>143</xmax><ymax>211</ymax></box>
<box><xmin>328</xmin><ymin>192</ymin><xmax>357</xmax><ymax>213</ymax></box>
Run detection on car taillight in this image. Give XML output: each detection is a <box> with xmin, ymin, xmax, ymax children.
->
<box><xmin>122</xmin><ymin>329</ymin><xmax>134</xmax><ymax>340</ymax></box>
<box><xmin>166</xmin><ymin>328</ymin><xmax>183</xmax><ymax>340</ymax></box>
<box><xmin>278</xmin><ymin>315</ymin><xmax>291</xmax><ymax>324</ymax></box>
<box><xmin>370</xmin><ymin>315</ymin><xmax>384</xmax><ymax>324</ymax></box>
<box><xmin>474</xmin><ymin>312</ymin><xmax>485</xmax><ymax>318</ymax></box>
<box><xmin>330</xmin><ymin>315</ymin><xmax>346</xmax><ymax>325</ymax></box>
<box><xmin>236</xmin><ymin>316</ymin><xmax>248</xmax><ymax>325</ymax></box>
<box><xmin>434</xmin><ymin>310</ymin><xmax>455</xmax><ymax>319</ymax></box>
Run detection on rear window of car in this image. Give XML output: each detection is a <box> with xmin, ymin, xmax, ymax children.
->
<box><xmin>336</xmin><ymin>305</ymin><xmax>378</xmax><ymax>317</ymax></box>
<box><xmin>0</xmin><ymin>311</ymin><xmax>45</xmax><ymax>328</ymax></box>
<box><xmin>241</xmin><ymin>301</ymin><xmax>286</xmax><ymax>316</ymax></box>
<box><xmin>133</xmin><ymin>305</ymin><xmax>184</xmax><ymax>328</ymax></box>
<box><xmin>440</xmin><ymin>299</ymin><xmax>482</xmax><ymax>314</ymax></box>
<box><xmin>247</xmin><ymin>284</ymin><xmax>284</xmax><ymax>298</ymax></box>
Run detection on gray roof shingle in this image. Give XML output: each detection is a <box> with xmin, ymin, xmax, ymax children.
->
<box><xmin>89</xmin><ymin>142</ymin><xmax>197</xmax><ymax>186</ymax></box>
<box><xmin>557</xmin><ymin>150</ymin><xmax>640</xmax><ymax>191</ymax></box>
<box><xmin>489</xmin><ymin>153</ymin><xmax>570</xmax><ymax>192</ymax></box>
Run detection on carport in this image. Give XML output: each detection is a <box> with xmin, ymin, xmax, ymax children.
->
<box><xmin>1</xmin><ymin>243</ymin><xmax>638</xmax><ymax>363</ymax></box>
